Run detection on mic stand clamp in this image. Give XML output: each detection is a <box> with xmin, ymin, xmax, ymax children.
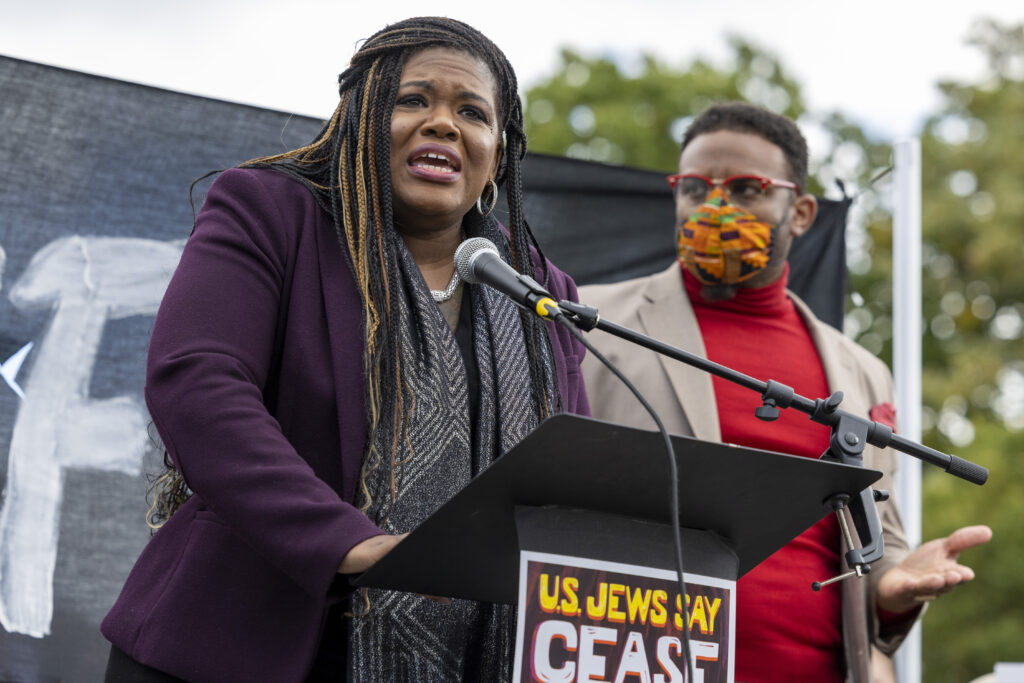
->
<box><xmin>812</xmin><ymin>489</ymin><xmax>890</xmax><ymax>591</ymax></box>
<box><xmin>811</xmin><ymin>392</ymin><xmax>891</xmax><ymax>591</ymax></box>
<box><xmin>558</xmin><ymin>300</ymin><xmax>600</xmax><ymax>331</ymax></box>
<box><xmin>756</xmin><ymin>379</ymin><xmax>797</xmax><ymax>422</ymax></box>
<box><xmin>812</xmin><ymin>494</ymin><xmax>866</xmax><ymax>591</ymax></box>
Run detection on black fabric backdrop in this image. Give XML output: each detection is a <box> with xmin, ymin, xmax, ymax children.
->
<box><xmin>0</xmin><ymin>55</ymin><xmax>846</xmax><ymax>681</ymax></box>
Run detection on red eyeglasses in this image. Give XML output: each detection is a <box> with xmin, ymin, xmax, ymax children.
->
<box><xmin>666</xmin><ymin>173</ymin><xmax>798</xmax><ymax>207</ymax></box>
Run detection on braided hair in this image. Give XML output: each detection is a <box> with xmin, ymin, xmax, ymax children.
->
<box><xmin>149</xmin><ymin>17</ymin><xmax>553</xmax><ymax>526</ymax></box>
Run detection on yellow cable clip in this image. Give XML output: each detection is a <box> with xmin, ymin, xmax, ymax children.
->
<box><xmin>535</xmin><ymin>297</ymin><xmax>559</xmax><ymax>318</ymax></box>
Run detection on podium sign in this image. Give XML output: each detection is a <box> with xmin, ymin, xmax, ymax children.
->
<box><xmin>514</xmin><ymin>550</ymin><xmax>734</xmax><ymax>683</ymax></box>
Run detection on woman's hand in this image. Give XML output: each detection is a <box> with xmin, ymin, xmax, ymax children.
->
<box><xmin>338</xmin><ymin>533</ymin><xmax>408</xmax><ymax>574</ymax></box>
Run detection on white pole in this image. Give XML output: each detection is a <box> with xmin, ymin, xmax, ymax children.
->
<box><xmin>892</xmin><ymin>138</ymin><xmax>923</xmax><ymax>683</ymax></box>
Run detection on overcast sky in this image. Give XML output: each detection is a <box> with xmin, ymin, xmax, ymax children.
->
<box><xmin>2</xmin><ymin>0</ymin><xmax>1022</xmax><ymax>141</ymax></box>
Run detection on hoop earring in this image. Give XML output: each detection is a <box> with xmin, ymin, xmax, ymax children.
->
<box><xmin>476</xmin><ymin>179</ymin><xmax>498</xmax><ymax>216</ymax></box>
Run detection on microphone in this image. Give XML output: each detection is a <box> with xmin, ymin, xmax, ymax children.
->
<box><xmin>454</xmin><ymin>238</ymin><xmax>562</xmax><ymax>319</ymax></box>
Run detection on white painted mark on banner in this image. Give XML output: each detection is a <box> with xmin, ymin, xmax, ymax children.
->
<box><xmin>0</xmin><ymin>342</ymin><xmax>34</xmax><ymax>399</ymax></box>
<box><xmin>1</xmin><ymin>245</ymin><xmax>35</xmax><ymax>400</ymax></box>
<box><xmin>0</xmin><ymin>236</ymin><xmax>183</xmax><ymax>637</ymax></box>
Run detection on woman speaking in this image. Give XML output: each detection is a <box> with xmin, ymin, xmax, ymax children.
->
<box><xmin>101</xmin><ymin>17</ymin><xmax>588</xmax><ymax>682</ymax></box>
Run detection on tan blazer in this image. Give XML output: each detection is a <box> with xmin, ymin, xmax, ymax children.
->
<box><xmin>580</xmin><ymin>263</ymin><xmax>916</xmax><ymax>683</ymax></box>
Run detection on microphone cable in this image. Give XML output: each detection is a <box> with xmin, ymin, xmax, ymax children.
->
<box><xmin>552</xmin><ymin>314</ymin><xmax>695</xmax><ymax>683</ymax></box>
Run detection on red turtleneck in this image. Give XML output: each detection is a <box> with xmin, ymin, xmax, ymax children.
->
<box><xmin>683</xmin><ymin>264</ymin><xmax>844</xmax><ymax>682</ymax></box>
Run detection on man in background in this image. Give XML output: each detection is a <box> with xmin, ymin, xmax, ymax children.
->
<box><xmin>579</xmin><ymin>102</ymin><xmax>991</xmax><ymax>682</ymax></box>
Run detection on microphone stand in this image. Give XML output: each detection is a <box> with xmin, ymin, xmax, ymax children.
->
<box><xmin>557</xmin><ymin>300</ymin><xmax>988</xmax><ymax>589</ymax></box>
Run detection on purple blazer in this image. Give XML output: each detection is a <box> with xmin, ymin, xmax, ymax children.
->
<box><xmin>101</xmin><ymin>168</ymin><xmax>590</xmax><ymax>682</ymax></box>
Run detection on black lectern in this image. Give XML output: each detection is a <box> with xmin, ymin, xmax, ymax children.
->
<box><xmin>354</xmin><ymin>413</ymin><xmax>881</xmax><ymax>602</ymax></box>
<box><xmin>353</xmin><ymin>414</ymin><xmax>881</xmax><ymax>682</ymax></box>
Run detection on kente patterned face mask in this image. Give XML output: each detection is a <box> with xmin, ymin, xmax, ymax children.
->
<box><xmin>676</xmin><ymin>187</ymin><xmax>776</xmax><ymax>285</ymax></box>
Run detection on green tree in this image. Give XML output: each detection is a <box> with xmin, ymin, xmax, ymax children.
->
<box><xmin>910</xmin><ymin>19</ymin><xmax>1024</xmax><ymax>682</ymax></box>
<box><xmin>524</xmin><ymin>38</ymin><xmax>804</xmax><ymax>172</ymax></box>
<box><xmin>847</xmin><ymin>24</ymin><xmax>1024</xmax><ymax>679</ymax></box>
<box><xmin>523</xmin><ymin>40</ymin><xmax>893</xmax><ymax>197</ymax></box>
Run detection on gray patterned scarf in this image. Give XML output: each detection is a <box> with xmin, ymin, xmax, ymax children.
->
<box><xmin>347</xmin><ymin>216</ymin><xmax>556</xmax><ymax>682</ymax></box>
